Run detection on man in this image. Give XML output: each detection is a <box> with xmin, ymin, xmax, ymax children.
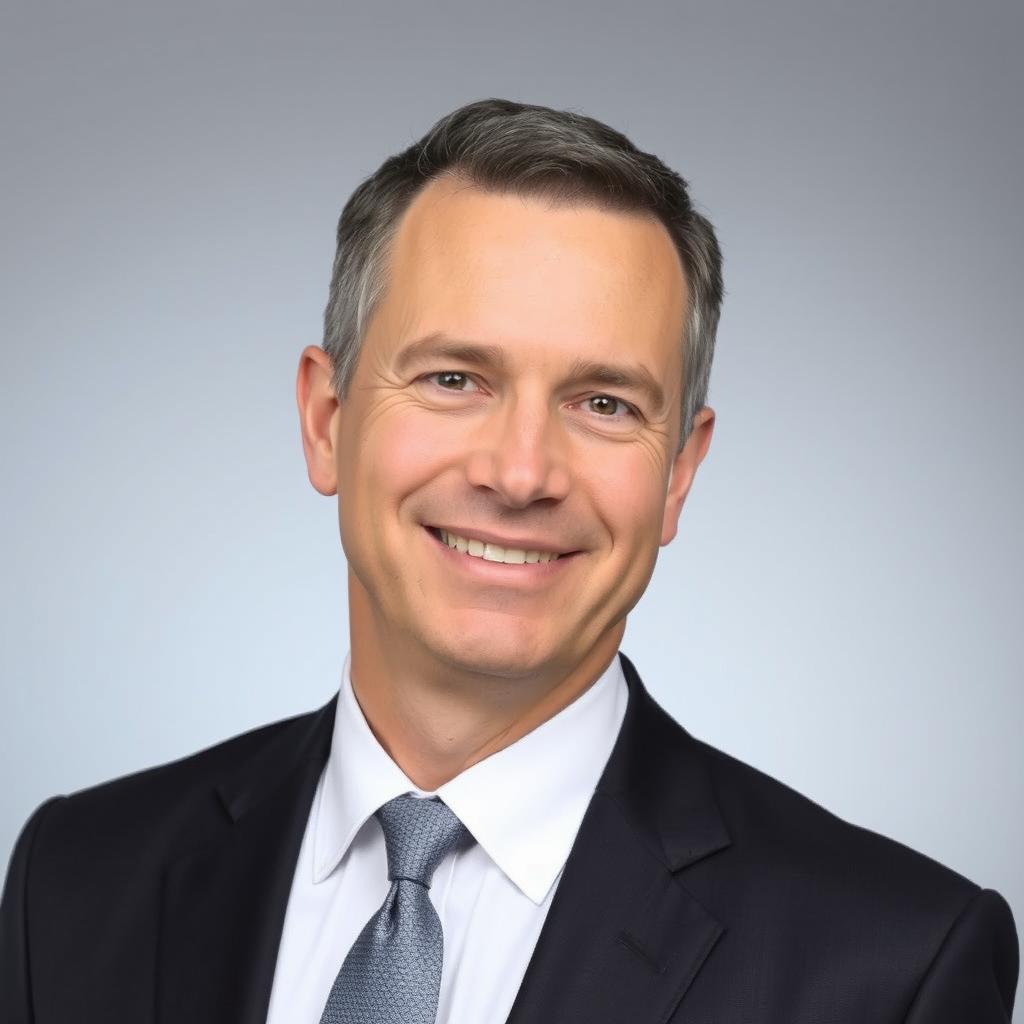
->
<box><xmin>1</xmin><ymin>97</ymin><xmax>1017</xmax><ymax>1023</ymax></box>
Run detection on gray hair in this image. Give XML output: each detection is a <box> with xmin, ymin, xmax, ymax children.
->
<box><xmin>322</xmin><ymin>98</ymin><xmax>724</xmax><ymax>452</ymax></box>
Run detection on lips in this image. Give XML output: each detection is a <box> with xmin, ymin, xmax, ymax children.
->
<box><xmin>432</xmin><ymin>527</ymin><xmax>561</xmax><ymax>564</ymax></box>
<box><xmin>424</xmin><ymin>524</ymin><xmax>577</xmax><ymax>557</ymax></box>
<box><xmin>423</xmin><ymin>525</ymin><xmax>579</xmax><ymax>575</ymax></box>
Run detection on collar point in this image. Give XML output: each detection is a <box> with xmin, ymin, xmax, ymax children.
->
<box><xmin>516</xmin><ymin>868</ymin><xmax>563</xmax><ymax>908</ymax></box>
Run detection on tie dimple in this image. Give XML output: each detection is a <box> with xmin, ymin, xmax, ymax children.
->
<box><xmin>318</xmin><ymin>794</ymin><xmax>472</xmax><ymax>1024</ymax></box>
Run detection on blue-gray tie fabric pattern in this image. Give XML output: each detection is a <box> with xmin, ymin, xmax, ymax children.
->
<box><xmin>318</xmin><ymin>794</ymin><xmax>471</xmax><ymax>1024</ymax></box>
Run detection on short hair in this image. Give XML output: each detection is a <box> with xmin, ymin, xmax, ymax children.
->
<box><xmin>322</xmin><ymin>97</ymin><xmax>724</xmax><ymax>452</ymax></box>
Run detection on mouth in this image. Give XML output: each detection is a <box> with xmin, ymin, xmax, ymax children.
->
<box><xmin>425</xmin><ymin>525</ymin><xmax>577</xmax><ymax>563</ymax></box>
<box><xmin>423</xmin><ymin>525</ymin><xmax>581</xmax><ymax>570</ymax></box>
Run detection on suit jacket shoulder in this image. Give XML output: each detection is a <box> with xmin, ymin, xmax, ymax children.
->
<box><xmin>695</xmin><ymin>731</ymin><xmax>981</xmax><ymax>909</ymax></box>
<box><xmin>20</xmin><ymin>707</ymin><xmax>322</xmax><ymax>865</ymax></box>
<box><xmin>619</xmin><ymin>699</ymin><xmax>1019</xmax><ymax>1021</ymax></box>
<box><xmin>0</xmin><ymin>701</ymin><xmax>334</xmax><ymax>1024</ymax></box>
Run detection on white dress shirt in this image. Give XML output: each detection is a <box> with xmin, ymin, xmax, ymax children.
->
<box><xmin>265</xmin><ymin>649</ymin><xmax>629</xmax><ymax>1024</ymax></box>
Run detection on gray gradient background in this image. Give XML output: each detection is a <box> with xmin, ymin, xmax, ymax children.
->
<box><xmin>2</xmin><ymin>0</ymin><xmax>1021</xmax><ymax>1011</ymax></box>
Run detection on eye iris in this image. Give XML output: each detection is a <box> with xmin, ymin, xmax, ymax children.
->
<box><xmin>590</xmin><ymin>395</ymin><xmax>618</xmax><ymax>415</ymax></box>
<box><xmin>438</xmin><ymin>372</ymin><xmax>466</xmax><ymax>389</ymax></box>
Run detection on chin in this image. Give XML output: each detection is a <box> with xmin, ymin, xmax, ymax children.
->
<box><xmin>427</xmin><ymin>627</ymin><xmax>553</xmax><ymax>681</ymax></box>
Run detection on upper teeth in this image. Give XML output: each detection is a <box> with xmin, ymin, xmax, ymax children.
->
<box><xmin>439</xmin><ymin>529</ymin><xmax>561</xmax><ymax>564</ymax></box>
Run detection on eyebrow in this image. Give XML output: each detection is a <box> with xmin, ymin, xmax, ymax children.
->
<box><xmin>393</xmin><ymin>332</ymin><xmax>667</xmax><ymax>413</ymax></box>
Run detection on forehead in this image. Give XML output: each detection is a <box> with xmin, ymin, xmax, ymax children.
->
<box><xmin>373</xmin><ymin>174</ymin><xmax>688</xmax><ymax>378</ymax></box>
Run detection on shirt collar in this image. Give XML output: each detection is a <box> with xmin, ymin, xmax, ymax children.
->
<box><xmin>313</xmin><ymin>650</ymin><xmax>629</xmax><ymax>906</ymax></box>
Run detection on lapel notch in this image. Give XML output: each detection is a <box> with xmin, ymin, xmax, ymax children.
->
<box><xmin>156</xmin><ymin>697</ymin><xmax>336</xmax><ymax>1024</ymax></box>
<box><xmin>505</xmin><ymin>653</ymin><xmax>731</xmax><ymax>1024</ymax></box>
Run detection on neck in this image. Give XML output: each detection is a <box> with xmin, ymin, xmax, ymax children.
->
<box><xmin>346</xmin><ymin>569</ymin><xmax>624</xmax><ymax>791</ymax></box>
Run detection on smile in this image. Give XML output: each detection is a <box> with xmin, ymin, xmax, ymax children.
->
<box><xmin>432</xmin><ymin>527</ymin><xmax>561</xmax><ymax>564</ymax></box>
<box><xmin>424</xmin><ymin>526</ymin><xmax>580</xmax><ymax>581</ymax></box>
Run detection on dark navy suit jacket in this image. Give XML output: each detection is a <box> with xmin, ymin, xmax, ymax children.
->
<box><xmin>1</xmin><ymin>652</ymin><xmax>1018</xmax><ymax>1022</ymax></box>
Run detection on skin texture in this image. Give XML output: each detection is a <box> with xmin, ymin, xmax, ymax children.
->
<box><xmin>296</xmin><ymin>174</ymin><xmax>715</xmax><ymax>789</ymax></box>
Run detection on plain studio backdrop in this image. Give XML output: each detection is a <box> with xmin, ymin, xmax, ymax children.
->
<box><xmin>1</xmin><ymin>0</ymin><xmax>1021</xmax><ymax>1012</ymax></box>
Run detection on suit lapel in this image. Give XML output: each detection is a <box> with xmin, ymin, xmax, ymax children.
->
<box><xmin>505</xmin><ymin>653</ymin><xmax>731</xmax><ymax>1024</ymax></box>
<box><xmin>156</xmin><ymin>699</ymin><xmax>336</xmax><ymax>1024</ymax></box>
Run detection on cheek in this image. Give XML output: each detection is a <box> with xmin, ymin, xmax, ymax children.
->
<box><xmin>345</xmin><ymin>407</ymin><xmax>453</xmax><ymax>514</ymax></box>
<box><xmin>586</xmin><ymin>451</ymin><xmax>667</xmax><ymax>544</ymax></box>
<box><xmin>337</xmin><ymin>413</ymin><xmax>441</xmax><ymax>578</ymax></box>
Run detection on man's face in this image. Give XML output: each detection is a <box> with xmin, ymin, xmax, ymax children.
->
<box><xmin>307</xmin><ymin>174</ymin><xmax>713</xmax><ymax>683</ymax></box>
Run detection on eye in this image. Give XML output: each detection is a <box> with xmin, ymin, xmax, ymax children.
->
<box><xmin>418</xmin><ymin>374</ymin><xmax>637</xmax><ymax>423</ymax></box>
<box><xmin>583</xmin><ymin>394</ymin><xmax>637</xmax><ymax>420</ymax></box>
<box><xmin>422</xmin><ymin>370</ymin><xmax>480</xmax><ymax>392</ymax></box>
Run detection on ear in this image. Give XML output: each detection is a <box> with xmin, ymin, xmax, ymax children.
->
<box><xmin>296</xmin><ymin>345</ymin><xmax>341</xmax><ymax>496</ymax></box>
<box><xmin>660</xmin><ymin>406</ymin><xmax>715</xmax><ymax>546</ymax></box>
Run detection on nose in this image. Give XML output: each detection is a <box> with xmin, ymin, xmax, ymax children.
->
<box><xmin>463</xmin><ymin>392</ymin><xmax>571</xmax><ymax>509</ymax></box>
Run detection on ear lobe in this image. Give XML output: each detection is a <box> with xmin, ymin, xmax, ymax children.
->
<box><xmin>296</xmin><ymin>345</ymin><xmax>340</xmax><ymax>496</ymax></box>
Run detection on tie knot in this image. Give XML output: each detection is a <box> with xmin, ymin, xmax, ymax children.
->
<box><xmin>375</xmin><ymin>794</ymin><xmax>470</xmax><ymax>888</ymax></box>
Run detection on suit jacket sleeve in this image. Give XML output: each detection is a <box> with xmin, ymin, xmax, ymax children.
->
<box><xmin>0</xmin><ymin>796</ymin><xmax>65</xmax><ymax>1024</ymax></box>
<box><xmin>903</xmin><ymin>887</ymin><xmax>1019</xmax><ymax>1023</ymax></box>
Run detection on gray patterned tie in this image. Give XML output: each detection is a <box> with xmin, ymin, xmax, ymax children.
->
<box><xmin>318</xmin><ymin>794</ymin><xmax>472</xmax><ymax>1024</ymax></box>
